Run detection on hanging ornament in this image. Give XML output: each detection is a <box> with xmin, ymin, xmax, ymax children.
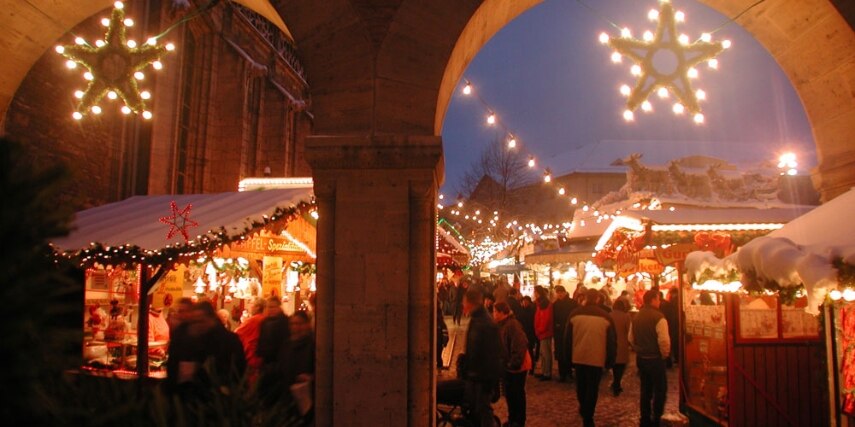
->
<box><xmin>56</xmin><ymin>1</ymin><xmax>174</xmax><ymax>119</ymax></box>
<box><xmin>600</xmin><ymin>0</ymin><xmax>729</xmax><ymax>123</ymax></box>
<box><xmin>159</xmin><ymin>201</ymin><xmax>199</xmax><ymax>242</ymax></box>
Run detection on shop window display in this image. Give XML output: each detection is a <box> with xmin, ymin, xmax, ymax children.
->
<box><xmin>684</xmin><ymin>292</ymin><xmax>728</xmax><ymax>422</ymax></box>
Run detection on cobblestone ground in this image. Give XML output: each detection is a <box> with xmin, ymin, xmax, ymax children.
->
<box><xmin>440</xmin><ymin>316</ymin><xmax>681</xmax><ymax>427</ymax></box>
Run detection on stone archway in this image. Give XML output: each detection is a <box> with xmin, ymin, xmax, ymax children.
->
<box><xmin>1</xmin><ymin>1</ymin><xmax>854</xmax><ymax>425</ymax></box>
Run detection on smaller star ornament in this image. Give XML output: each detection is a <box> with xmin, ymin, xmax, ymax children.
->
<box><xmin>600</xmin><ymin>0</ymin><xmax>730</xmax><ymax>124</ymax></box>
<box><xmin>159</xmin><ymin>201</ymin><xmax>199</xmax><ymax>243</ymax></box>
<box><xmin>55</xmin><ymin>1</ymin><xmax>175</xmax><ymax>120</ymax></box>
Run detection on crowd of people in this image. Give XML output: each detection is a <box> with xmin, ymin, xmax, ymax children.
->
<box><xmin>442</xmin><ymin>276</ymin><xmax>678</xmax><ymax>427</ymax></box>
<box><xmin>161</xmin><ymin>296</ymin><xmax>315</xmax><ymax>424</ymax></box>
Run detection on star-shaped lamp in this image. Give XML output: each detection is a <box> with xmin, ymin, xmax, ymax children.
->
<box><xmin>599</xmin><ymin>0</ymin><xmax>730</xmax><ymax>124</ymax></box>
<box><xmin>55</xmin><ymin>1</ymin><xmax>174</xmax><ymax>120</ymax></box>
<box><xmin>159</xmin><ymin>201</ymin><xmax>199</xmax><ymax>243</ymax></box>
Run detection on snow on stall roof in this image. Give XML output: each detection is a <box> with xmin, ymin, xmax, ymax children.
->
<box><xmin>687</xmin><ymin>188</ymin><xmax>855</xmax><ymax>314</ymax></box>
<box><xmin>51</xmin><ymin>188</ymin><xmax>314</xmax><ymax>252</ymax></box>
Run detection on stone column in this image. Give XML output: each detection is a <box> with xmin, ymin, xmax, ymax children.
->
<box><xmin>306</xmin><ymin>135</ymin><xmax>443</xmax><ymax>426</ymax></box>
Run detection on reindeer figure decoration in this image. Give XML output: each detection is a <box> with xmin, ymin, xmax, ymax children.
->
<box><xmin>668</xmin><ymin>160</ymin><xmax>713</xmax><ymax>200</ymax></box>
<box><xmin>613</xmin><ymin>153</ymin><xmax>676</xmax><ymax>195</ymax></box>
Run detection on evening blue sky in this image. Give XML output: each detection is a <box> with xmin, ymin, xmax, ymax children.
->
<box><xmin>439</xmin><ymin>0</ymin><xmax>815</xmax><ymax>197</ymax></box>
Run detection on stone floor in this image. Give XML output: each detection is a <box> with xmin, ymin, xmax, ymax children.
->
<box><xmin>440</xmin><ymin>315</ymin><xmax>682</xmax><ymax>427</ymax></box>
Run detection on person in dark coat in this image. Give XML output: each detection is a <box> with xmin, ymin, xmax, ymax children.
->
<box><xmin>660</xmin><ymin>287</ymin><xmax>680</xmax><ymax>367</ymax></box>
<box><xmin>459</xmin><ymin>289</ymin><xmax>503</xmax><ymax>426</ymax></box>
<box><xmin>256</xmin><ymin>296</ymin><xmax>290</xmax><ymax>404</ymax></box>
<box><xmin>494</xmin><ymin>302</ymin><xmax>530</xmax><ymax>427</ymax></box>
<box><xmin>517</xmin><ymin>295</ymin><xmax>538</xmax><ymax>375</ymax></box>
<box><xmin>453</xmin><ymin>280</ymin><xmax>468</xmax><ymax>325</ymax></box>
<box><xmin>165</xmin><ymin>302</ymin><xmax>247</xmax><ymax>399</ymax></box>
<box><xmin>282</xmin><ymin>310</ymin><xmax>315</xmax><ymax>424</ymax></box>
<box><xmin>552</xmin><ymin>285</ymin><xmax>578</xmax><ymax>382</ymax></box>
<box><xmin>631</xmin><ymin>290</ymin><xmax>671</xmax><ymax>427</ymax></box>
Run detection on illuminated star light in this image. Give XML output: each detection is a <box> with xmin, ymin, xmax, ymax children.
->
<box><xmin>58</xmin><ymin>3</ymin><xmax>169</xmax><ymax>118</ymax></box>
<box><xmin>603</xmin><ymin>0</ymin><xmax>728</xmax><ymax>123</ymax></box>
<box><xmin>159</xmin><ymin>201</ymin><xmax>199</xmax><ymax>242</ymax></box>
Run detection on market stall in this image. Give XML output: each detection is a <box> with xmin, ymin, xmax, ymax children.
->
<box><xmin>686</xmin><ymin>188</ymin><xmax>855</xmax><ymax>426</ymax></box>
<box><xmin>593</xmin><ymin>206</ymin><xmax>815</xmax><ymax>425</ymax></box>
<box><xmin>51</xmin><ymin>187</ymin><xmax>316</xmax><ymax>379</ymax></box>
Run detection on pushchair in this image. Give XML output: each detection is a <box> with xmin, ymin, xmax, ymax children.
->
<box><xmin>436</xmin><ymin>379</ymin><xmax>500</xmax><ymax>426</ymax></box>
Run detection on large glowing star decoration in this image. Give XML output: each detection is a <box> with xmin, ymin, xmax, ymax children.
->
<box><xmin>159</xmin><ymin>201</ymin><xmax>199</xmax><ymax>243</ymax></box>
<box><xmin>600</xmin><ymin>0</ymin><xmax>730</xmax><ymax>124</ymax></box>
<box><xmin>56</xmin><ymin>1</ymin><xmax>174</xmax><ymax>120</ymax></box>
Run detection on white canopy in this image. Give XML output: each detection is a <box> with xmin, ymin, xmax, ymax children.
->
<box><xmin>51</xmin><ymin>188</ymin><xmax>313</xmax><ymax>253</ymax></box>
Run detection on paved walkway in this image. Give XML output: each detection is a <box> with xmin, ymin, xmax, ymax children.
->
<box><xmin>440</xmin><ymin>315</ymin><xmax>682</xmax><ymax>427</ymax></box>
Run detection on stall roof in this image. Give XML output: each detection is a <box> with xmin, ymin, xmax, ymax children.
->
<box><xmin>51</xmin><ymin>188</ymin><xmax>313</xmax><ymax>252</ymax></box>
<box><xmin>524</xmin><ymin>240</ymin><xmax>597</xmax><ymax>265</ymax></box>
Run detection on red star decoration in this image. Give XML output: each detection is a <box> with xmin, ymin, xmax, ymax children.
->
<box><xmin>159</xmin><ymin>201</ymin><xmax>199</xmax><ymax>242</ymax></box>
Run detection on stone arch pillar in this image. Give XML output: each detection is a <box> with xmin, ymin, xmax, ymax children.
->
<box><xmin>306</xmin><ymin>135</ymin><xmax>442</xmax><ymax>425</ymax></box>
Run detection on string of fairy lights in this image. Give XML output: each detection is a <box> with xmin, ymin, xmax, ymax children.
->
<box><xmin>440</xmin><ymin>0</ymin><xmax>767</xmax><ymax>263</ymax></box>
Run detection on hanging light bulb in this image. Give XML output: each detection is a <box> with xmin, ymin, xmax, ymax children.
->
<box><xmin>687</xmin><ymin>67</ymin><xmax>699</xmax><ymax>78</ymax></box>
<box><xmin>486</xmin><ymin>113</ymin><xmax>496</xmax><ymax>125</ymax></box>
<box><xmin>571</xmin><ymin>197</ymin><xmax>578</xmax><ymax>205</ymax></box>
<box><xmin>620</xmin><ymin>84</ymin><xmax>631</xmax><ymax>97</ymax></box>
<box><xmin>657</xmin><ymin>87</ymin><xmax>669</xmax><ymax>98</ymax></box>
<box><xmin>528</xmin><ymin>157</ymin><xmax>536</xmax><ymax>168</ymax></box>
<box><xmin>672</xmin><ymin>103</ymin><xmax>685</xmax><ymax>115</ymax></box>
<box><xmin>599</xmin><ymin>33</ymin><xmax>610</xmax><ymax>44</ymax></box>
<box><xmin>107</xmin><ymin>91</ymin><xmax>118</xmax><ymax>100</ymax></box>
<box><xmin>611</xmin><ymin>52</ymin><xmax>622</xmax><ymax>63</ymax></box>
<box><xmin>543</xmin><ymin>170</ymin><xmax>552</xmax><ymax>183</ymax></box>
<box><xmin>623</xmin><ymin>110</ymin><xmax>634</xmax><ymax>122</ymax></box>
<box><xmin>508</xmin><ymin>137</ymin><xmax>517</xmax><ymax>148</ymax></box>
<box><xmin>558</xmin><ymin>188</ymin><xmax>565</xmax><ymax>195</ymax></box>
<box><xmin>463</xmin><ymin>82</ymin><xmax>472</xmax><ymax>95</ymax></box>
<box><xmin>707</xmin><ymin>59</ymin><xmax>718</xmax><ymax>69</ymax></box>
<box><xmin>648</xmin><ymin>9</ymin><xmax>659</xmax><ymax>20</ymax></box>
<box><xmin>641</xmin><ymin>101</ymin><xmax>653</xmax><ymax>112</ymax></box>
<box><xmin>696</xmin><ymin>89</ymin><xmax>706</xmax><ymax>101</ymax></box>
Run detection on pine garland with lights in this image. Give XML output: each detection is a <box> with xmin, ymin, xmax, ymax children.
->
<box><xmin>53</xmin><ymin>202</ymin><xmax>314</xmax><ymax>269</ymax></box>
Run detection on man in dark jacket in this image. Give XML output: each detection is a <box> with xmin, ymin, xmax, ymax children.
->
<box><xmin>659</xmin><ymin>287</ymin><xmax>679</xmax><ymax>367</ymax></box>
<box><xmin>494</xmin><ymin>302</ymin><xmax>530</xmax><ymax>427</ymax></box>
<box><xmin>460</xmin><ymin>289</ymin><xmax>503</xmax><ymax>426</ymax></box>
<box><xmin>517</xmin><ymin>295</ymin><xmax>537</xmax><ymax>375</ymax></box>
<box><xmin>165</xmin><ymin>302</ymin><xmax>246</xmax><ymax>399</ymax></box>
<box><xmin>256</xmin><ymin>296</ymin><xmax>290</xmax><ymax>404</ymax></box>
<box><xmin>564</xmin><ymin>289</ymin><xmax>617</xmax><ymax>427</ymax></box>
<box><xmin>631</xmin><ymin>290</ymin><xmax>671</xmax><ymax>427</ymax></box>
<box><xmin>552</xmin><ymin>285</ymin><xmax>578</xmax><ymax>382</ymax></box>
